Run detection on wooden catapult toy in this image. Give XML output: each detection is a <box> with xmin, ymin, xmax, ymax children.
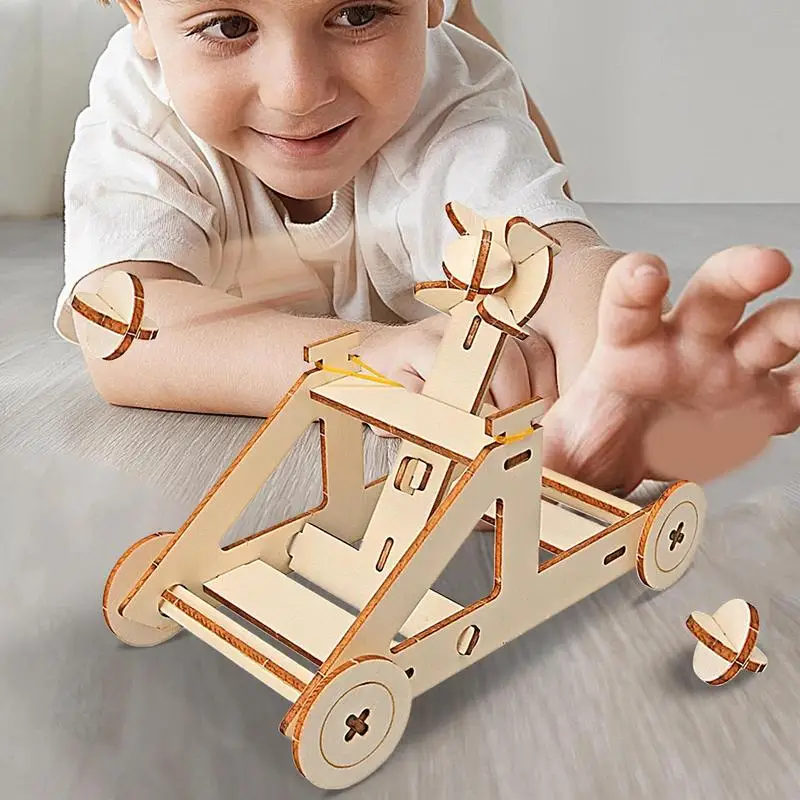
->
<box><xmin>100</xmin><ymin>202</ymin><xmax>707</xmax><ymax>790</ymax></box>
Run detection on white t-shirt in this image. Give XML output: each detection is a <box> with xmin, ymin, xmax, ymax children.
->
<box><xmin>54</xmin><ymin>21</ymin><xmax>593</xmax><ymax>343</ymax></box>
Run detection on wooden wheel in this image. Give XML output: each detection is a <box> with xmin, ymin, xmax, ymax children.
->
<box><xmin>103</xmin><ymin>532</ymin><xmax>181</xmax><ymax>647</ymax></box>
<box><xmin>637</xmin><ymin>481</ymin><xmax>706</xmax><ymax>590</ymax></box>
<box><xmin>292</xmin><ymin>656</ymin><xmax>412</xmax><ymax>790</ymax></box>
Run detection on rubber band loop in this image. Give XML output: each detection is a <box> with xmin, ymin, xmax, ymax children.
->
<box><xmin>349</xmin><ymin>356</ymin><xmax>390</xmax><ymax>380</ymax></box>
<box><xmin>318</xmin><ymin>356</ymin><xmax>534</xmax><ymax>443</ymax></box>
<box><xmin>493</xmin><ymin>426</ymin><xmax>535</xmax><ymax>444</ymax></box>
<box><xmin>318</xmin><ymin>358</ymin><xmax>404</xmax><ymax>388</ymax></box>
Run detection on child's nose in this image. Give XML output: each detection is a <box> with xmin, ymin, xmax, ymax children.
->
<box><xmin>258</xmin><ymin>42</ymin><xmax>338</xmax><ymax>118</ymax></box>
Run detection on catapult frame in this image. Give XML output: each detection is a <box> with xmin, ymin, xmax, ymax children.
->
<box><xmin>102</xmin><ymin>203</ymin><xmax>706</xmax><ymax>790</ymax></box>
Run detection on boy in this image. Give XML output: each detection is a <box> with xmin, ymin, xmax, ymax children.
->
<box><xmin>56</xmin><ymin>0</ymin><xmax>799</xmax><ymax>499</ymax></box>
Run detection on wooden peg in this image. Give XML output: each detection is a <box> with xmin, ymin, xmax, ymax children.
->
<box><xmin>303</xmin><ymin>330</ymin><xmax>363</xmax><ymax>368</ymax></box>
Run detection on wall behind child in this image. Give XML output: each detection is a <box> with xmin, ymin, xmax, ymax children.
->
<box><xmin>496</xmin><ymin>0</ymin><xmax>799</xmax><ymax>202</ymax></box>
<box><xmin>1</xmin><ymin>0</ymin><xmax>796</xmax><ymax>217</ymax></box>
<box><xmin>0</xmin><ymin>0</ymin><xmax>125</xmax><ymax>218</ymax></box>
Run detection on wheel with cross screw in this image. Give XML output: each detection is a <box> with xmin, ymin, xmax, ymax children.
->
<box><xmin>292</xmin><ymin>656</ymin><xmax>412</xmax><ymax>790</ymax></box>
<box><xmin>636</xmin><ymin>481</ymin><xmax>706</xmax><ymax>591</ymax></box>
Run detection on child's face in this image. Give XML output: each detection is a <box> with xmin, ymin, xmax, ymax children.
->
<box><xmin>131</xmin><ymin>0</ymin><xmax>445</xmax><ymax>202</ymax></box>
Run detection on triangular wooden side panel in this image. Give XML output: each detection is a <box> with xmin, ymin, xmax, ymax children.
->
<box><xmin>117</xmin><ymin>332</ymin><xmax>367</xmax><ymax>630</ymax></box>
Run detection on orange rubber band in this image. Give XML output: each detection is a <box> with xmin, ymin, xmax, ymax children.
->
<box><xmin>320</xmin><ymin>357</ymin><xmax>534</xmax><ymax>444</ymax></box>
<box><xmin>493</xmin><ymin>427</ymin><xmax>535</xmax><ymax>444</ymax></box>
<box><xmin>318</xmin><ymin>357</ymin><xmax>404</xmax><ymax>388</ymax></box>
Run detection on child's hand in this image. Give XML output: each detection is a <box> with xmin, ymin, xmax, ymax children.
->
<box><xmin>356</xmin><ymin>314</ymin><xmax>533</xmax><ymax>437</ymax></box>
<box><xmin>542</xmin><ymin>246</ymin><xmax>799</xmax><ymax>493</ymax></box>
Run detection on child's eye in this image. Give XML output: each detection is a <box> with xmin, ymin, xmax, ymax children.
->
<box><xmin>194</xmin><ymin>15</ymin><xmax>257</xmax><ymax>41</ymax></box>
<box><xmin>330</xmin><ymin>4</ymin><xmax>397</xmax><ymax>32</ymax></box>
<box><xmin>186</xmin><ymin>5</ymin><xmax>395</xmax><ymax>53</ymax></box>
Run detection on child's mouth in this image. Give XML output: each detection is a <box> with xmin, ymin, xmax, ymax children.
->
<box><xmin>261</xmin><ymin>119</ymin><xmax>355</xmax><ymax>157</ymax></box>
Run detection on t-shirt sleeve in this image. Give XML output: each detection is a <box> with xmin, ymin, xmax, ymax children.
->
<box><xmin>624</xmin><ymin>479</ymin><xmax>673</xmax><ymax>506</ymax></box>
<box><xmin>396</xmin><ymin>109</ymin><xmax>595</xmax><ymax>286</ymax></box>
<box><xmin>55</xmin><ymin>119</ymin><xmax>222</xmax><ymax>343</ymax></box>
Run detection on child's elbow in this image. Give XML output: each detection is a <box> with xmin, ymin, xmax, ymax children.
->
<box><xmin>79</xmin><ymin>351</ymin><xmax>136</xmax><ymax>409</ymax></box>
<box><xmin>93</xmin><ymin>379</ymin><xmax>132</xmax><ymax>410</ymax></box>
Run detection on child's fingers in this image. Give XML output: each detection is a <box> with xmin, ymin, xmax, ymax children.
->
<box><xmin>770</xmin><ymin>365</ymin><xmax>800</xmax><ymax>436</ymax></box>
<box><xmin>406</xmin><ymin>346</ymin><xmax>438</xmax><ymax>391</ymax></box>
<box><xmin>597</xmin><ymin>252</ymin><xmax>670</xmax><ymax>348</ymax></box>
<box><xmin>488</xmin><ymin>340</ymin><xmax>532</xmax><ymax>411</ymax></box>
<box><xmin>790</xmin><ymin>367</ymin><xmax>800</xmax><ymax>430</ymax></box>
<box><xmin>518</xmin><ymin>330</ymin><xmax>558</xmax><ymax>406</ymax></box>
<box><xmin>398</xmin><ymin>369</ymin><xmax>425</xmax><ymax>394</ymax></box>
<box><xmin>666</xmin><ymin>246</ymin><xmax>792</xmax><ymax>340</ymax></box>
<box><xmin>728</xmin><ymin>298</ymin><xmax>800</xmax><ymax>374</ymax></box>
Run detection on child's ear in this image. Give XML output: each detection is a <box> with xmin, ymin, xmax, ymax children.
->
<box><xmin>117</xmin><ymin>0</ymin><xmax>157</xmax><ymax>60</ymax></box>
<box><xmin>427</xmin><ymin>0</ymin><xmax>446</xmax><ymax>28</ymax></box>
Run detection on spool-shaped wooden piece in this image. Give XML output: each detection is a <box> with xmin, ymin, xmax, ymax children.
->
<box><xmin>442</xmin><ymin>232</ymin><xmax>515</xmax><ymax>299</ymax></box>
<box><xmin>439</xmin><ymin>205</ymin><xmax>560</xmax><ymax>329</ymax></box>
<box><xmin>70</xmin><ymin>271</ymin><xmax>158</xmax><ymax>360</ymax></box>
<box><xmin>685</xmin><ymin>599</ymin><xmax>766</xmax><ymax>686</ymax></box>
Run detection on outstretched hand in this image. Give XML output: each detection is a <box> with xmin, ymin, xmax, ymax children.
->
<box><xmin>541</xmin><ymin>245</ymin><xmax>799</xmax><ymax>493</ymax></box>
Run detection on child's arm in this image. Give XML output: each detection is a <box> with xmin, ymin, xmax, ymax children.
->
<box><xmin>75</xmin><ymin>262</ymin><xmax>534</xmax><ymax>420</ymax></box>
<box><xmin>527</xmin><ymin>221</ymin><xmax>675</xmax><ymax>397</ymax></box>
<box><xmin>528</xmin><ymin>222</ymin><xmax>624</xmax><ymax>394</ymax></box>
<box><xmin>73</xmin><ymin>262</ymin><xmax>388</xmax><ymax>418</ymax></box>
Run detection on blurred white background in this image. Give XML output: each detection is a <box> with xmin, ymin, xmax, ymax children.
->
<box><xmin>1</xmin><ymin>1</ymin><xmax>126</xmax><ymax>217</ymax></box>
<box><xmin>490</xmin><ymin>0</ymin><xmax>800</xmax><ymax>203</ymax></box>
<box><xmin>0</xmin><ymin>0</ymin><xmax>797</xmax><ymax>217</ymax></box>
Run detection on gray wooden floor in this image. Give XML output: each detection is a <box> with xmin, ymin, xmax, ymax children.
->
<box><xmin>1</xmin><ymin>206</ymin><xmax>799</xmax><ymax>799</ymax></box>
